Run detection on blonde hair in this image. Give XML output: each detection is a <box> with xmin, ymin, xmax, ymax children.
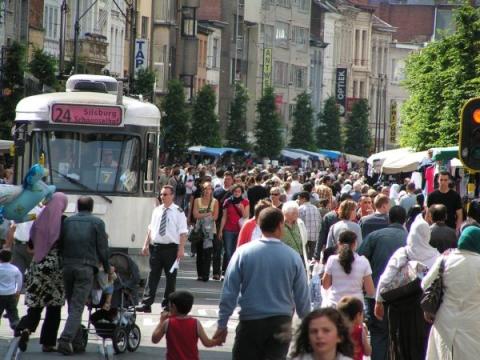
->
<box><xmin>338</xmin><ymin>200</ymin><xmax>357</xmax><ymax>220</ymax></box>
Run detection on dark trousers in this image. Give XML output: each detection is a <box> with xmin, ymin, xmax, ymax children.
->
<box><xmin>143</xmin><ymin>243</ymin><xmax>178</xmax><ymax>308</ymax></box>
<box><xmin>195</xmin><ymin>241</ymin><xmax>213</xmax><ymax>280</ymax></box>
<box><xmin>233</xmin><ymin>316</ymin><xmax>292</xmax><ymax>360</ymax></box>
<box><xmin>366</xmin><ymin>298</ymin><xmax>388</xmax><ymax>360</ymax></box>
<box><xmin>306</xmin><ymin>241</ymin><xmax>316</xmax><ymax>260</ymax></box>
<box><xmin>0</xmin><ymin>294</ymin><xmax>19</xmax><ymax>330</ymax></box>
<box><xmin>212</xmin><ymin>237</ymin><xmax>222</xmax><ymax>276</ymax></box>
<box><xmin>16</xmin><ymin>306</ymin><xmax>62</xmax><ymax>347</ymax></box>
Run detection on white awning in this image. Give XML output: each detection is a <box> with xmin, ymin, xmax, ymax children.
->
<box><xmin>367</xmin><ymin>147</ymin><xmax>414</xmax><ymax>166</ymax></box>
<box><xmin>382</xmin><ymin>151</ymin><xmax>428</xmax><ymax>174</ymax></box>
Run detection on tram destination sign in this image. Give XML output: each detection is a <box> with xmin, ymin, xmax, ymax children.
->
<box><xmin>51</xmin><ymin>104</ymin><xmax>123</xmax><ymax>126</ymax></box>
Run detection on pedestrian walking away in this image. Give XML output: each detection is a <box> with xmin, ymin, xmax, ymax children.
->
<box><xmin>57</xmin><ymin>196</ymin><xmax>111</xmax><ymax>355</ymax></box>
<box><xmin>137</xmin><ymin>185</ymin><xmax>188</xmax><ymax>313</ymax></box>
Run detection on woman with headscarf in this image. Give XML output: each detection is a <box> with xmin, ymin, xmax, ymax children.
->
<box><xmin>374</xmin><ymin>214</ymin><xmax>440</xmax><ymax>360</ymax></box>
<box><xmin>15</xmin><ymin>193</ymin><xmax>68</xmax><ymax>353</ymax></box>
<box><xmin>389</xmin><ymin>184</ymin><xmax>401</xmax><ymax>205</ymax></box>
<box><xmin>422</xmin><ymin>226</ymin><xmax>480</xmax><ymax>359</ymax></box>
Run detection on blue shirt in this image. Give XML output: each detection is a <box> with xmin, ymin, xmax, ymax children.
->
<box><xmin>218</xmin><ymin>238</ymin><xmax>310</xmax><ymax>328</ymax></box>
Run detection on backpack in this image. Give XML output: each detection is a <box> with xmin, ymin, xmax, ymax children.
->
<box><xmin>175</xmin><ymin>177</ymin><xmax>186</xmax><ymax>196</ymax></box>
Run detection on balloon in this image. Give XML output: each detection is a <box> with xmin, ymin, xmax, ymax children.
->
<box><xmin>1</xmin><ymin>164</ymin><xmax>56</xmax><ymax>223</ymax></box>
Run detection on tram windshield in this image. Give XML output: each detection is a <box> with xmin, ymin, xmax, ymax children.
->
<box><xmin>31</xmin><ymin>131</ymin><xmax>140</xmax><ymax>193</ymax></box>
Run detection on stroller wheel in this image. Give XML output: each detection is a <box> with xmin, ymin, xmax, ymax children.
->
<box><xmin>112</xmin><ymin>327</ymin><xmax>128</xmax><ymax>354</ymax></box>
<box><xmin>127</xmin><ymin>325</ymin><xmax>141</xmax><ymax>352</ymax></box>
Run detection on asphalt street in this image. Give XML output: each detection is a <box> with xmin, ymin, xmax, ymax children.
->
<box><xmin>0</xmin><ymin>246</ymin><xmax>235</xmax><ymax>359</ymax></box>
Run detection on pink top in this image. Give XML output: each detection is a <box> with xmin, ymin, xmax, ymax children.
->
<box><xmin>223</xmin><ymin>198</ymin><xmax>249</xmax><ymax>232</ymax></box>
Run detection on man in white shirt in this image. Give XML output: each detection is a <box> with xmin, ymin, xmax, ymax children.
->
<box><xmin>137</xmin><ymin>185</ymin><xmax>188</xmax><ymax>312</ymax></box>
<box><xmin>0</xmin><ymin>249</ymin><xmax>22</xmax><ymax>330</ymax></box>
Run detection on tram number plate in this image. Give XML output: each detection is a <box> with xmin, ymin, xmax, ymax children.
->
<box><xmin>51</xmin><ymin>104</ymin><xmax>123</xmax><ymax>126</ymax></box>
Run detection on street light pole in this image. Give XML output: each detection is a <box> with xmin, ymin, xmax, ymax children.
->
<box><xmin>58</xmin><ymin>0</ymin><xmax>67</xmax><ymax>77</ymax></box>
<box><xmin>129</xmin><ymin>0</ymin><xmax>137</xmax><ymax>93</ymax></box>
<box><xmin>72</xmin><ymin>0</ymin><xmax>80</xmax><ymax>74</ymax></box>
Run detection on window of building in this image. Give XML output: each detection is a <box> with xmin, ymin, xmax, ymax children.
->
<box><xmin>354</xmin><ymin>29</ymin><xmax>360</xmax><ymax>65</ymax></box>
<box><xmin>293</xmin><ymin>0</ymin><xmax>309</xmax><ymax>11</ymax></box>
<box><xmin>157</xmin><ymin>0</ymin><xmax>176</xmax><ymax>23</ymax></box>
<box><xmin>353</xmin><ymin>80</ymin><xmax>358</xmax><ymax>98</ymax></box>
<box><xmin>292</xmin><ymin>26</ymin><xmax>308</xmax><ymax>46</ymax></box>
<box><xmin>359</xmin><ymin>81</ymin><xmax>365</xmax><ymax>98</ymax></box>
<box><xmin>277</xmin><ymin>0</ymin><xmax>291</xmax><ymax>8</ymax></box>
<box><xmin>361</xmin><ymin>30</ymin><xmax>368</xmax><ymax>66</ymax></box>
<box><xmin>181</xmin><ymin>7</ymin><xmax>197</xmax><ymax>37</ymax></box>
<box><xmin>290</xmin><ymin>65</ymin><xmax>307</xmax><ymax>88</ymax></box>
<box><xmin>261</xmin><ymin>24</ymin><xmax>274</xmax><ymax>47</ymax></box>
<box><xmin>275</xmin><ymin>22</ymin><xmax>289</xmax><ymax>47</ymax></box>
<box><xmin>274</xmin><ymin>61</ymin><xmax>289</xmax><ymax>87</ymax></box>
<box><xmin>141</xmin><ymin>16</ymin><xmax>149</xmax><ymax>39</ymax></box>
<box><xmin>212</xmin><ymin>38</ymin><xmax>219</xmax><ymax>68</ymax></box>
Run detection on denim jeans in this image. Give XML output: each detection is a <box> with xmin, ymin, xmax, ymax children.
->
<box><xmin>223</xmin><ymin>230</ymin><xmax>239</xmax><ymax>271</ymax></box>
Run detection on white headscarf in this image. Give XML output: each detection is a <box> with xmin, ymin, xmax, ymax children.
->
<box><xmin>405</xmin><ymin>214</ymin><xmax>439</xmax><ymax>268</ymax></box>
<box><xmin>341</xmin><ymin>184</ymin><xmax>352</xmax><ymax>194</ymax></box>
<box><xmin>389</xmin><ymin>184</ymin><xmax>401</xmax><ymax>201</ymax></box>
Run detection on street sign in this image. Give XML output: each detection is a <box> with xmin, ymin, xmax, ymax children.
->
<box><xmin>134</xmin><ymin>39</ymin><xmax>148</xmax><ymax>74</ymax></box>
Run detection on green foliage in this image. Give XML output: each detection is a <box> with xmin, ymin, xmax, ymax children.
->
<box><xmin>133</xmin><ymin>68</ymin><xmax>155</xmax><ymax>100</ymax></box>
<box><xmin>254</xmin><ymin>86</ymin><xmax>283</xmax><ymax>158</ymax></box>
<box><xmin>161</xmin><ymin>80</ymin><xmax>190</xmax><ymax>161</ymax></box>
<box><xmin>400</xmin><ymin>4</ymin><xmax>480</xmax><ymax>149</ymax></box>
<box><xmin>316</xmin><ymin>96</ymin><xmax>342</xmax><ymax>151</ymax></box>
<box><xmin>344</xmin><ymin>99</ymin><xmax>371</xmax><ymax>157</ymax></box>
<box><xmin>28</xmin><ymin>48</ymin><xmax>57</xmax><ymax>87</ymax></box>
<box><xmin>226</xmin><ymin>82</ymin><xmax>249</xmax><ymax>150</ymax></box>
<box><xmin>0</xmin><ymin>42</ymin><xmax>26</xmax><ymax>139</ymax></box>
<box><xmin>289</xmin><ymin>92</ymin><xmax>316</xmax><ymax>151</ymax></box>
<box><xmin>190</xmin><ymin>84</ymin><xmax>221</xmax><ymax>147</ymax></box>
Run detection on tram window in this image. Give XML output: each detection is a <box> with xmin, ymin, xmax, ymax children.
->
<box><xmin>143</xmin><ymin>133</ymin><xmax>156</xmax><ymax>193</ymax></box>
<box><xmin>31</xmin><ymin>131</ymin><xmax>140</xmax><ymax>193</ymax></box>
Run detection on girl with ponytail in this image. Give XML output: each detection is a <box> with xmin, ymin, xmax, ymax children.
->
<box><xmin>322</xmin><ymin>230</ymin><xmax>375</xmax><ymax>308</ymax></box>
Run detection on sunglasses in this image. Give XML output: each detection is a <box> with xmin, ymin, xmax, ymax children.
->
<box><xmin>271</xmin><ymin>193</ymin><xmax>280</xmax><ymax>196</ymax></box>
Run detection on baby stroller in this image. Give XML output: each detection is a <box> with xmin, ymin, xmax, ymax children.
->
<box><xmin>87</xmin><ymin>252</ymin><xmax>142</xmax><ymax>355</ymax></box>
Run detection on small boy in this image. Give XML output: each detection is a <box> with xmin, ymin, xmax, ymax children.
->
<box><xmin>337</xmin><ymin>296</ymin><xmax>372</xmax><ymax>360</ymax></box>
<box><xmin>152</xmin><ymin>290</ymin><xmax>221</xmax><ymax>359</ymax></box>
<box><xmin>0</xmin><ymin>249</ymin><xmax>22</xmax><ymax>331</ymax></box>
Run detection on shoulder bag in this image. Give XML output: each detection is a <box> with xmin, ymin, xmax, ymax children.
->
<box><xmin>420</xmin><ymin>257</ymin><xmax>445</xmax><ymax>315</ymax></box>
<box><xmin>380</xmin><ymin>248</ymin><xmax>423</xmax><ymax>304</ymax></box>
<box><xmin>188</xmin><ymin>198</ymin><xmax>213</xmax><ymax>245</ymax></box>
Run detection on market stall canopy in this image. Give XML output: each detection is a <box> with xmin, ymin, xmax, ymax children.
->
<box><xmin>382</xmin><ymin>151</ymin><xmax>428</xmax><ymax>174</ymax></box>
<box><xmin>281</xmin><ymin>149</ymin><xmax>311</xmax><ymax>162</ymax></box>
<box><xmin>0</xmin><ymin>140</ymin><xmax>12</xmax><ymax>152</ymax></box>
<box><xmin>286</xmin><ymin>148</ymin><xmax>326</xmax><ymax>161</ymax></box>
<box><xmin>367</xmin><ymin>147</ymin><xmax>413</xmax><ymax>166</ymax></box>
<box><xmin>344</xmin><ymin>153</ymin><xmax>366</xmax><ymax>163</ymax></box>
<box><xmin>318</xmin><ymin>149</ymin><xmax>341</xmax><ymax>159</ymax></box>
<box><xmin>431</xmin><ymin>146</ymin><xmax>458</xmax><ymax>162</ymax></box>
<box><xmin>188</xmin><ymin>146</ymin><xmax>246</xmax><ymax>157</ymax></box>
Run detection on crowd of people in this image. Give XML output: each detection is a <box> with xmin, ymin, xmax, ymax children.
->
<box><xmin>147</xmin><ymin>163</ymin><xmax>480</xmax><ymax>360</ymax></box>
<box><xmin>3</xmin><ymin>160</ymin><xmax>480</xmax><ymax>360</ymax></box>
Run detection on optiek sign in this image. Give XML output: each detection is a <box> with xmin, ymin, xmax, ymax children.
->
<box><xmin>335</xmin><ymin>68</ymin><xmax>347</xmax><ymax>116</ymax></box>
<box><xmin>134</xmin><ymin>39</ymin><xmax>148</xmax><ymax>74</ymax></box>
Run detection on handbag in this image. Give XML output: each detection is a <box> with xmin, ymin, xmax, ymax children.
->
<box><xmin>380</xmin><ymin>248</ymin><xmax>424</xmax><ymax>303</ymax></box>
<box><xmin>420</xmin><ymin>257</ymin><xmax>445</xmax><ymax>315</ymax></box>
<box><xmin>188</xmin><ymin>198</ymin><xmax>213</xmax><ymax>245</ymax></box>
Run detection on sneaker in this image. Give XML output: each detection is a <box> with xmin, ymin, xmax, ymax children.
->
<box><xmin>57</xmin><ymin>340</ymin><xmax>73</xmax><ymax>355</ymax></box>
<box><xmin>18</xmin><ymin>329</ymin><xmax>29</xmax><ymax>352</ymax></box>
<box><xmin>135</xmin><ymin>304</ymin><xmax>152</xmax><ymax>313</ymax></box>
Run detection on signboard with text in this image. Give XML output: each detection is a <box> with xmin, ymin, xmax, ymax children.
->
<box><xmin>263</xmin><ymin>48</ymin><xmax>273</xmax><ymax>93</ymax></box>
<box><xmin>51</xmin><ymin>104</ymin><xmax>123</xmax><ymax>126</ymax></box>
<box><xmin>335</xmin><ymin>68</ymin><xmax>347</xmax><ymax>116</ymax></box>
<box><xmin>390</xmin><ymin>100</ymin><xmax>397</xmax><ymax>144</ymax></box>
<box><xmin>134</xmin><ymin>39</ymin><xmax>149</xmax><ymax>75</ymax></box>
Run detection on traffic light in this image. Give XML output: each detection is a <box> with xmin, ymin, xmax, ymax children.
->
<box><xmin>460</xmin><ymin>97</ymin><xmax>480</xmax><ymax>170</ymax></box>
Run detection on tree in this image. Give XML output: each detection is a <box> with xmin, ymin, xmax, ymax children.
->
<box><xmin>226</xmin><ymin>82</ymin><xmax>249</xmax><ymax>150</ymax></box>
<box><xmin>316</xmin><ymin>96</ymin><xmax>342</xmax><ymax>151</ymax></box>
<box><xmin>289</xmin><ymin>92</ymin><xmax>315</xmax><ymax>151</ymax></box>
<box><xmin>133</xmin><ymin>68</ymin><xmax>155</xmax><ymax>100</ymax></box>
<box><xmin>254</xmin><ymin>86</ymin><xmax>283</xmax><ymax>158</ymax></box>
<box><xmin>344</xmin><ymin>99</ymin><xmax>371</xmax><ymax>156</ymax></box>
<box><xmin>0</xmin><ymin>42</ymin><xmax>26</xmax><ymax>139</ymax></box>
<box><xmin>28</xmin><ymin>48</ymin><xmax>57</xmax><ymax>88</ymax></box>
<box><xmin>400</xmin><ymin>4</ymin><xmax>480</xmax><ymax>149</ymax></box>
<box><xmin>161</xmin><ymin>80</ymin><xmax>190</xmax><ymax>162</ymax></box>
<box><xmin>190</xmin><ymin>84</ymin><xmax>221</xmax><ymax>147</ymax></box>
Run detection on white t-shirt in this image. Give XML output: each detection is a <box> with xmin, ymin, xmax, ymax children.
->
<box><xmin>324</xmin><ymin>253</ymin><xmax>372</xmax><ymax>307</ymax></box>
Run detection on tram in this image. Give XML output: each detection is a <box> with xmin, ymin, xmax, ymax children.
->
<box><xmin>13</xmin><ymin>75</ymin><xmax>160</xmax><ymax>270</ymax></box>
